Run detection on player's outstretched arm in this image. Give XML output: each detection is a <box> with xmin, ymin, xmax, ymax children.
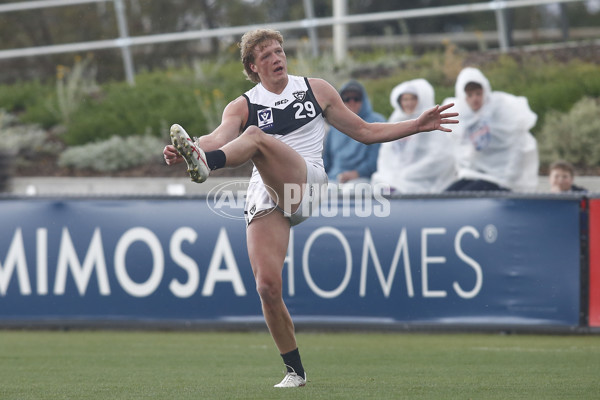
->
<box><xmin>311</xmin><ymin>77</ymin><xmax>458</xmax><ymax>145</ymax></box>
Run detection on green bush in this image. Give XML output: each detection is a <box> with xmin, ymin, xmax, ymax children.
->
<box><xmin>62</xmin><ymin>63</ymin><xmax>253</xmax><ymax>146</ymax></box>
<box><xmin>483</xmin><ymin>57</ymin><xmax>600</xmax><ymax>132</ymax></box>
<box><xmin>62</xmin><ymin>75</ymin><xmax>199</xmax><ymax>145</ymax></box>
<box><xmin>0</xmin><ymin>80</ymin><xmax>59</xmax><ymax>128</ymax></box>
<box><xmin>537</xmin><ymin>97</ymin><xmax>600</xmax><ymax>169</ymax></box>
<box><xmin>55</xmin><ymin>56</ymin><xmax>100</xmax><ymax>126</ymax></box>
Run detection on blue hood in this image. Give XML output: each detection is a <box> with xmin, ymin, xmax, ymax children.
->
<box><xmin>338</xmin><ymin>80</ymin><xmax>381</xmax><ymax>123</ymax></box>
<box><xmin>323</xmin><ymin>80</ymin><xmax>386</xmax><ymax>180</ymax></box>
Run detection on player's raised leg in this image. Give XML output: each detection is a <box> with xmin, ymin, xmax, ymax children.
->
<box><xmin>220</xmin><ymin>125</ymin><xmax>308</xmax><ymax>213</ymax></box>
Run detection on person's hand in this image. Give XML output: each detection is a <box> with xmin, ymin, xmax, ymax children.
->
<box><xmin>163</xmin><ymin>144</ymin><xmax>183</xmax><ymax>166</ymax></box>
<box><xmin>337</xmin><ymin>170</ymin><xmax>359</xmax><ymax>183</ymax></box>
<box><xmin>416</xmin><ymin>103</ymin><xmax>459</xmax><ymax>133</ymax></box>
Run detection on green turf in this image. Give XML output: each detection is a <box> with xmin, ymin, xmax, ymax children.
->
<box><xmin>0</xmin><ymin>330</ymin><xmax>598</xmax><ymax>399</ymax></box>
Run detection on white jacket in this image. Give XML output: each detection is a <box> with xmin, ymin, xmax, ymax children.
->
<box><xmin>446</xmin><ymin>67</ymin><xmax>539</xmax><ymax>191</ymax></box>
<box><xmin>372</xmin><ymin>79</ymin><xmax>456</xmax><ymax>193</ymax></box>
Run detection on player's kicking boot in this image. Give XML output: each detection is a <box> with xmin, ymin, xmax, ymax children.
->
<box><xmin>274</xmin><ymin>371</ymin><xmax>306</xmax><ymax>388</ymax></box>
<box><xmin>169</xmin><ymin>123</ymin><xmax>209</xmax><ymax>183</ymax></box>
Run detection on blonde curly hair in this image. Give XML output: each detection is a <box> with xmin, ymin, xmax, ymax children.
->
<box><xmin>239</xmin><ymin>29</ymin><xmax>284</xmax><ymax>84</ymax></box>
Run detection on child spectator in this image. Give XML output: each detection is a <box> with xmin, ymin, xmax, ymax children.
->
<box><xmin>549</xmin><ymin>160</ymin><xmax>587</xmax><ymax>193</ymax></box>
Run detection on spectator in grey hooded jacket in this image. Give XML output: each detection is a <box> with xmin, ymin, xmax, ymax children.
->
<box><xmin>323</xmin><ymin>80</ymin><xmax>385</xmax><ymax>183</ymax></box>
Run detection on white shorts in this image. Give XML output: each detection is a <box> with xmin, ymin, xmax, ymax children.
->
<box><xmin>244</xmin><ymin>160</ymin><xmax>328</xmax><ymax>226</ymax></box>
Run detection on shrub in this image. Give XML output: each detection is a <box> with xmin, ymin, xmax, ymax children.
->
<box><xmin>0</xmin><ymin>110</ymin><xmax>62</xmax><ymax>166</ymax></box>
<box><xmin>537</xmin><ymin>97</ymin><xmax>600</xmax><ymax>169</ymax></box>
<box><xmin>55</xmin><ymin>55</ymin><xmax>100</xmax><ymax>126</ymax></box>
<box><xmin>0</xmin><ymin>80</ymin><xmax>59</xmax><ymax>128</ymax></box>
<box><xmin>62</xmin><ymin>76</ymin><xmax>202</xmax><ymax>146</ymax></box>
<box><xmin>58</xmin><ymin>135</ymin><xmax>166</xmax><ymax>172</ymax></box>
<box><xmin>62</xmin><ymin>62</ymin><xmax>253</xmax><ymax>146</ymax></box>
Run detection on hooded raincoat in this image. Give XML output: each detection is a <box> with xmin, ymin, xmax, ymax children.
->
<box><xmin>445</xmin><ymin>67</ymin><xmax>539</xmax><ymax>191</ymax></box>
<box><xmin>371</xmin><ymin>79</ymin><xmax>456</xmax><ymax>193</ymax></box>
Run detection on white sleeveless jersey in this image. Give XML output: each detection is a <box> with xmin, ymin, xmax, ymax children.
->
<box><xmin>243</xmin><ymin>75</ymin><xmax>326</xmax><ymax>166</ymax></box>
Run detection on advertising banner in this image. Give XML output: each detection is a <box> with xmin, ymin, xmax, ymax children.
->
<box><xmin>589</xmin><ymin>198</ymin><xmax>600</xmax><ymax>327</ymax></box>
<box><xmin>0</xmin><ymin>194</ymin><xmax>582</xmax><ymax>327</ymax></box>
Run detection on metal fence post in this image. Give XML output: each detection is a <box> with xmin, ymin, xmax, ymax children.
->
<box><xmin>333</xmin><ymin>0</ymin><xmax>347</xmax><ymax>65</ymax></box>
<box><xmin>493</xmin><ymin>0</ymin><xmax>510</xmax><ymax>52</ymax></box>
<box><xmin>302</xmin><ymin>0</ymin><xmax>319</xmax><ymax>57</ymax></box>
<box><xmin>113</xmin><ymin>0</ymin><xmax>135</xmax><ymax>86</ymax></box>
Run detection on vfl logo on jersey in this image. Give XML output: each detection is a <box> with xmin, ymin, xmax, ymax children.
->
<box><xmin>293</xmin><ymin>91</ymin><xmax>306</xmax><ymax>101</ymax></box>
<box><xmin>257</xmin><ymin>108</ymin><xmax>274</xmax><ymax>129</ymax></box>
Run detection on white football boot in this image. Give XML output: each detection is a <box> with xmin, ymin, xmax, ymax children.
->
<box><xmin>273</xmin><ymin>371</ymin><xmax>306</xmax><ymax>388</ymax></box>
<box><xmin>169</xmin><ymin>123</ymin><xmax>209</xmax><ymax>183</ymax></box>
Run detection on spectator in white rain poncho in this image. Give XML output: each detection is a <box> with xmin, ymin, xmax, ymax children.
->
<box><xmin>371</xmin><ymin>78</ymin><xmax>456</xmax><ymax>193</ymax></box>
<box><xmin>444</xmin><ymin>67</ymin><xmax>539</xmax><ymax>192</ymax></box>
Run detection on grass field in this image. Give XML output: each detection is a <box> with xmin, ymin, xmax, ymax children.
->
<box><xmin>0</xmin><ymin>329</ymin><xmax>598</xmax><ymax>399</ymax></box>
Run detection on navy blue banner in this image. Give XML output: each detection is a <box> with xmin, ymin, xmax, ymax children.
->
<box><xmin>0</xmin><ymin>195</ymin><xmax>582</xmax><ymax>327</ymax></box>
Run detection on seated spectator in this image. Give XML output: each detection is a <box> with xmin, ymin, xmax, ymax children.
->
<box><xmin>549</xmin><ymin>160</ymin><xmax>587</xmax><ymax>193</ymax></box>
<box><xmin>323</xmin><ymin>80</ymin><xmax>384</xmax><ymax>184</ymax></box>
<box><xmin>371</xmin><ymin>79</ymin><xmax>456</xmax><ymax>193</ymax></box>
<box><xmin>444</xmin><ymin>67</ymin><xmax>539</xmax><ymax>192</ymax></box>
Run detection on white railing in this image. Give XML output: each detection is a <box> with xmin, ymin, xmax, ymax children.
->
<box><xmin>0</xmin><ymin>0</ymin><xmax>590</xmax><ymax>85</ymax></box>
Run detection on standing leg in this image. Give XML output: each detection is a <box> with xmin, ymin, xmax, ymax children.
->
<box><xmin>196</xmin><ymin>124</ymin><xmax>309</xmax><ymax>386</ymax></box>
<box><xmin>247</xmin><ymin>200</ymin><xmax>307</xmax><ymax>387</ymax></box>
<box><xmin>247</xmin><ymin>211</ymin><xmax>296</xmax><ymax>353</ymax></box>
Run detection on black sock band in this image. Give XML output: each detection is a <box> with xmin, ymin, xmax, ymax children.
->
<box><xmin>205</xmin><ymin>150</ymin><xmax>226</xmax><ymax>170</ymax></box>
<box><xmin>281</xmin><ymin>348</ymin><xmax>305</xmax><ymax>378</ymax></box>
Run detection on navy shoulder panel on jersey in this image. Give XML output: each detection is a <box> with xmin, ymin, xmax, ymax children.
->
<box><xmin>243</xmin><ymin>77</ymin><xmax>323</xmax><ymax>136</ymax></box>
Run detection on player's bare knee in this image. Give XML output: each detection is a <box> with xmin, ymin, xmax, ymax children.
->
<box><xmin>242</xmin><ymin>125</ymin><xmax>265</xmax><ymax>144</ymax></box>
<box><xmin>256</xmin><ymin>278</ymin><xmax>282</xmax><ymax>304</ymax></box>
